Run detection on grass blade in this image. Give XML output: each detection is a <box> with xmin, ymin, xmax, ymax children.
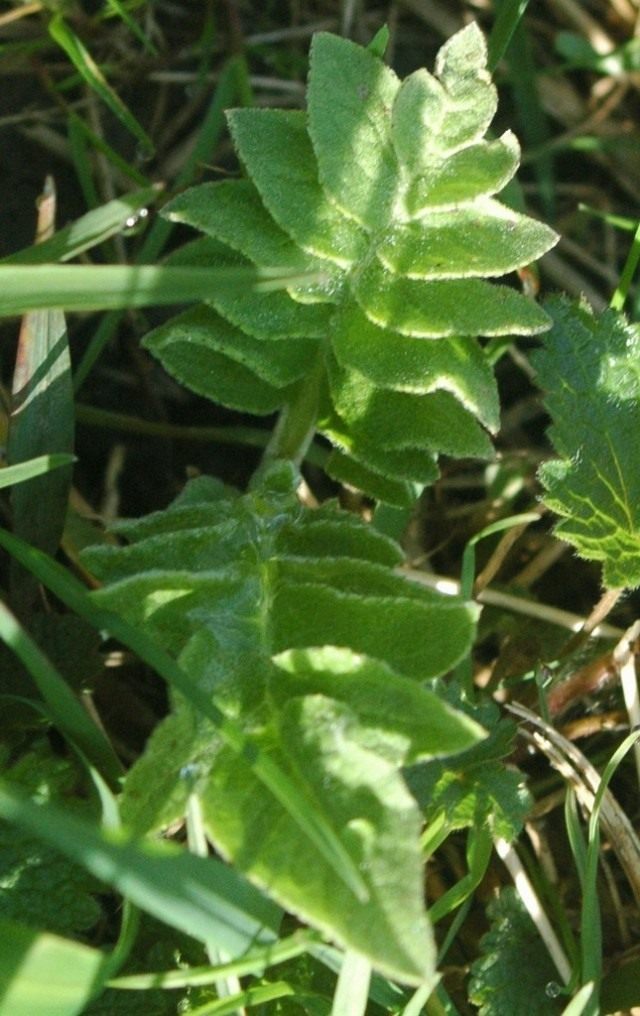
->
<box><xmin>0</xmin><ymin>454</ymin><xmax>75</xmax><ymax>490</ymax></box>
<box><xmin>48</xmin><ymin>14</ymin><xmax>154</xmax><ymax>157</ymax></box>
<box><xmin>102</xmin><ymin>0</ymin><xmax>158</xmax><ymax>56</ymax></box>
<box><xmin>0</xmin><ymin>187</ymin><xmax>160</xmax><ymax>265</ymax></box>
<box><xmin>488</xmin><ymin>0</ymin><xmax>531</xmax><ymax>70</ymax></box>
<box><xmin>108</xmin><ymin>930</ymin><xmax>317</xmax><ymax>989</ymax></box>
<box><xmin>0</xmin><ymin>265</ymin><xmax>325</xmax><ymax>315</ymax></box>
<box><xmin>330</xmin><ymin>951</ymin><xmax>371</xmax><ymax>1016</ymax></box>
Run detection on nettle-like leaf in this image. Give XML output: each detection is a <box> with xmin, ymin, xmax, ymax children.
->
<box><xmin>468</xmin><ymin>887</ymin><xmax>561</xmax><ymax>1015</ymax></box>
<box><xmin>406</xmin><ymin>693</ymin><xmax>531</xmax><ymax>841</ymax></box>
<box><xmin>0</xmin><ymin>740</ymin><xmax>101</xmax><ymax>939</ymax></box>
<box><xmin>534</xmin><ymin>297</ymin><xmax>640</xmax><ymax>589</ymax></box>
<box><xmin>146</xmin><ymin>24</ymin><xmax>557</xmax><ymax>505</ymax></box>
<box><xmin>81</xmin><ymin>466</ymin><xmax>485</xmax><ymax>985</ymax></box>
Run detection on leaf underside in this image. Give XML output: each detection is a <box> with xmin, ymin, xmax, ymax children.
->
<box><xmin>145</xmin><ymin>23</ymin><xmax>556</xmax><ymax>504</ymax></box>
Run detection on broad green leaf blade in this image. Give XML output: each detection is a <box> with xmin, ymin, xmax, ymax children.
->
<box><xmin>405</xmin><ymin>134</ymin><xmax>520</xmax><ymax>213</ymax></box>
<box><xmin>307</xmin><ymin>32</ymin><xmax>400</xmax><ymax>229</ymax></box>
<box><xmin>435</xmin><ymin>23</ymin><xmax>497</xmax><ymax>145</ymax></box>
<box><xmin>0</xmin><ymin>918</ymin><xmax>106</xmax><ymax>1016</ymax></box>
<box><xmin>0</xmin><ymin>454</ymin><xmax>74</xmax><ymax>490</ymax></box>
<box><xmin>407</xmin><ymin>696</ymin><xmax>531</xmax><ymax>842</ymax></box>
<box><xmin>533</xmin><ymin>298</ymin><xmax>640</xmax><ymax>589</ymax></box>
<box><xmin>165</xmin><ymin>236</ymin><xmax>332</xmax><ymax>339</ymax></box>
<box><xmin>331</xmin><ymin>302</ymin><xmax>499</xmax><ymax>428</ymax></box>
<box><xmin>227</xmin><ymin>108</ymin><xmax>367</xmax><ymax>266</ymax></box>
<box><xmin>0</xmin><ymin>187</ymin><xmax>160</xmax><ymax>265</ymax></box>
<box><xmin>320</xmin><ymin>410</ymin><xmax>440</xmax><ymax>486</ymax></box>
<box><xmin>0</xmin><ymin>265</ymin><xmax>323</xmax><ymax>315</ymax></box>
<box><xmin>272</xmin><ymin>646</ymin><xmax>486</xmax><ymax>763</ymax></box>
<box><xmin>165</xmin><ymin>180</ymin><xmax>315</xmax><ymax>273</ymax></box>
<box><xmin>391</xmin><ymin>25</ymin><xmax>496</xmax><ymax>175</ymax></box>
<box><xmin>271</xmin><ymin>581</ymin><xmax>477</xmax><ymax>680</ymax></box>
<box><xmin>353</xmin><ymin>261</ymin><xmax>550</xmax><ymax>338</ymax></box>
<box><xmin>377</xmin><ymin>201</ymin><xmax>556</xmax><ymax>280</ymax></box>
<box><xmin>143</xmin><ymin>306</ymin><xmax>297</xmax><ymax>415</ymax></box>
<box><xmin>145</xmin><ymin>305</ymin><xmax>316</xmax><ymax>388</ymax></box>
<box><xmin>328</xmin><ymin>354</ymin><xmax>495</xmax><ymax>456</ymax></box>
<box><xmin>324</xmin><ymin>450</ymin><xmax>419</xmax><ymax>508</ymax></box>
<box><xmin>200</xmin><ymin>714</ymin><xmax>434</xmax><ymax>986</ymax></box>
<box><xmin>0</xmin><ymin>784</ymin><xmax>280</xmax><ymax>954</ymax></box>
<box><xmin>48</xmin><ymin>15</ymin><xmax>154</xmax><ymax>157</ymax></box>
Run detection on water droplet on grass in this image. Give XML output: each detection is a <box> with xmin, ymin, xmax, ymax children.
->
<box><xmin>123</xmin><ymin>208</ymin><xmax>150</xmax><ymax>234</ymax></box>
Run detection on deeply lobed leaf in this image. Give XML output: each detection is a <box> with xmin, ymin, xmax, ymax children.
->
<box><xmin>146</xmin><ymin>23</ymin><xmax>557</xmax><ymax>504</ymax></box>
<box><xmin>82</xmin><ymin>470</ymin><xmax>483</xmax><ymax>984</ymax></box>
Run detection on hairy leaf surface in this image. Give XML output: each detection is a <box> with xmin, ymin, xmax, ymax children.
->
<box><xmin>534</xmin><ymin>298</ymin><xmax>640</xmax><ymax>589</ymax></box>
<box><xmin>146</xmin><ymin>23</ymin><xmax>556</xmax><ymax>504</ymax></box>
<box><xmin>468</xmin><ymin>888</ymin><xmax>561</xmax><ymax>1015</ymax></box>
<box><xmin>82</xmin><ymin>469</ymin><xmax>483</xmax><ymax>984</ymax></box>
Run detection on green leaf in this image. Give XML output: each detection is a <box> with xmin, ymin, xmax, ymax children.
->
<box><xmin>271</xmin><ymin>646</ymin><xmax>486</xmax><ymax>764</ymax></box>
<box><xmin>533</xmin><ymin>298</ymin><xmax>640</xmax><ymax>589</ymax></box>
<box><xmin>327</xmin><ymin>354</ymin><xmax>495</xmax><ymax>457</ymax></box>
<box><xmin>81</xmin><ymin>473</ymin><xmax>478</xmax><ymax>984</ymax></box>
<box><xmin>0</xmin><ymin>742</ymin><xmax>102</xmax><ymax>939</ymax></box>
<box><xmin>143</xmin><ymin>23</ymin><xmax>556</xmax><ymax>501</ymax></box>
<box><xmin>0</xmin><ymin>824</ymin><xmax>101</xmax><ymax>941</ymax></box>
<box><xmin>0</xmin><ymin>918</ymin><xmax>106</xmax><ymax>1016</ymax></box>
<box><xmin>227</xmin><ymin>109</ymin><xmax>367</xmax><ymax>266</ymax></box>
<box><xmin>330</xmin><ymin>302</ymin><xmax>499</xmax><ymax>427</ymax></box>
<box><xmin>143</xmin><ymin>306</ymin><xmax>304</xmax><ymax>415</ymax></box>
<box><xmin>0</xmin><ymin>523</ymin><xmax>370</xmax><ymax>906</ymax></box>
<box><xmin>376</xmin><ymin>200</ymin><xmax>556</xmax><ymax>279</ymax></box>
<box><xmin>324</xmin><ymin>450</ymin><xmax>419</xmax><ymax>508</ymax></box>
<box><xmin>404</xmin><ymin>134</ymin><xmax>520</xmax><ymax>213</ymax></box>
<box><xmin>146</xmin><ymin>305</ymin><xmax>316</xmax><ymax>386</ymax></box>
<box><xmin>353</xmin><ymin>261</ymin><xmax>550</xmax><ymax>338</ymax></box>
<box><xmin>468</xmin><ymin>888</ymin><xmax>561</xmax><ymax>1015</ymax></box>
<box><xmin>410</xmin><ymin>758</ymin><xmax>531</xmax><ymax>842</ymax></box>
<box><xmin>200</xmin><ymin>703</ymin><xmax>434</xmax><ymax>986</ymax></box>
<box><xmin>163</xmin><ymin>180</ymin><xmax>337</xmax><ymax>301</ymax></box>
<box><xmin>406</xmin><ymin>695</ymin><xmax>530</xmax><ymax>841</ymax></box>
<box><xmin>307</xmin><ymin>32</ymin><xmax>400</xmax><ymax>229</ymax></box>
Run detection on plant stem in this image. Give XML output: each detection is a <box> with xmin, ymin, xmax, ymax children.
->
<box><xmin>330</xmin><ymin>951</ymin><xmax>371</xmax><ymax>1016</ymax></box>
<box><xmin>262</xmin><ymin>349</ymin><xmax>325</xmax><ymax>468</ymax></box>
